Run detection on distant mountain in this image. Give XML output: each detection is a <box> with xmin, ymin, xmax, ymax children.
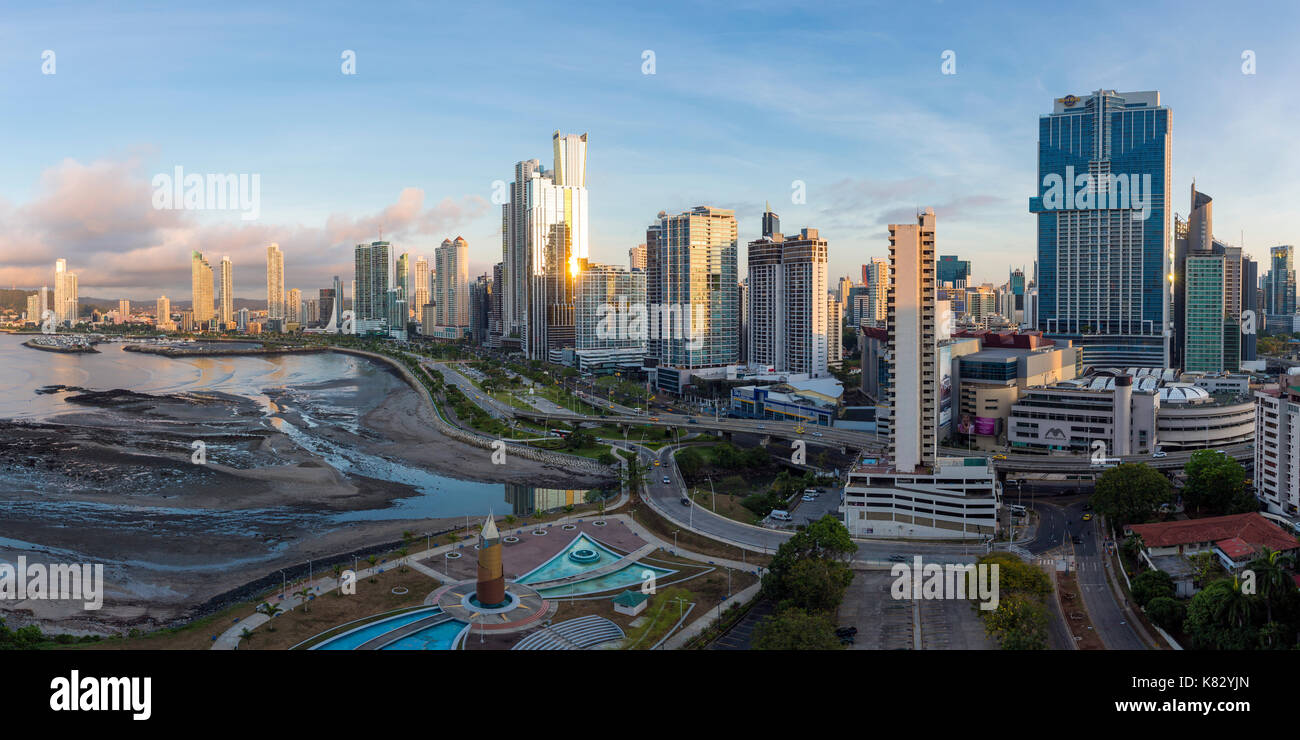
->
<box><xmin>2</xmin><ymin>290</ymin><xmax>274</xmax><ymax>315</ymax></box>
<box><xmin>0</xmin><ymin>288</ymin><xmax>34</xmax><ymax>313</ymax></box>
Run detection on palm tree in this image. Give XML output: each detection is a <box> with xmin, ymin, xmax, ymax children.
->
<box><xmin>1244</xmin><ymin>547</ymin><xmax>1293</xmax><ymax>623</ymax></box>
<box><xmin>366</xmin><ymin>554</ymin><xmax>378</xmax><ymax>583</ymax></box>
<box><xmin>397</xmin><ymin>548</ymin><xmax>410</xmax><ymax>573</ymax></box>
<box><xmin>257</xmin><ymin>602</ymin><xmax>283</xmax><ymax>631</ymax></box>
<box><xmin>295</xmin><ymin>587</ymin><xmax>312</xmax><ymax>613</ymax></box>
<box><xmin>332</xmin><ymin>563</ymin><xmax>344</xmax><ymax>590</ymax></box>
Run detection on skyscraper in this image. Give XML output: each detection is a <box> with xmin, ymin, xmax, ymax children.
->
<box><xmin>353</xmin><ymin>241</ymin><xmax>392</xmax><ymax>330</ymax></box>
<box><xmin>117</xmin><ymin>299</ymin><xmax>130</xmax><ymax>324</ymax></box>
<box><xmin>1184</xmin><ymin>255</ymin><xmax>1226</xmax><ymax>372</ymax></box>
<box><xmin>396</xmin><ymin>252</ymin><xmax>412</xmax><ymax>318</ymax></box>
<box><xmin>863</xmin><ymin>258</ymin><xmax>889</xmax><ymax>327</ymax></box>
<box><xmin>413</xmin><ymin>255</ymin><xmax>430</xmax><ymax>319</ymax></box>
<box><xmin>156</xmin><ymin>295</ymin><xmax>171</xmax><ymax>330</ymax></box>
<box><xmin>1029</xmin><ymin>89</ymin><xmax>1171</xmax><ymax>368</ymax></box>
<box><xmin>287</xmin><ymin>288</ymin><xmax>301</xmax><ymax>325</ymax></box>
<box><xmin>266</xmin><ymin>243</ymin><xmax>285</xmax><ymax>321</ymax></box>
<box><xmin>646</xmin><ymin>206</ymin><xmax>739</xmax><ymax>393</ymax></box>
<box><xmin>747</xmin><ymin>222</ymin><xmax>830</xmax><ymax>375</ymax></box>
<box><xmin>522</xmin><ymin>133</ymin><xmax>589</xmax><ymax>358</ymax></box>
<box><xmin>53</xmin><ymin>258</ymin><xmax>78</xmax><ymax>326</ymax></box>
<box><xmin>503</xmin><ymin>158</ymin><xmax>541</xmax><ymax>341</ymax></box>
<box><xmin>219</xmin><ymin>256</ymin><xmax>234</xmax><ymax>326</ymax></box>
<box><xmin>936</xmin><ymin>255</ymin><xmax>971</xmax><ymax>288</ymax></box>
<box><xmin>628</xmin><ymin>243</ymin><xmax>647</xmax><ymax>271</ymax></box>
<box><xmin>888</xmin><ymin>208</ymin><xmax>937</xmax><ymax>473</ymax></box>
<box><xmin>191</xmin><ymin>251</ymin><xmax>214</xmax><ymax>325</ymax></box>
<box><xmin>1265</xmin><ymin>245</ymin><xmax>1296</xmax><ymax>316</ymax></box>
<box><xmin>435</xmin><ymin>236</ymin><xmax>469</xmax><ymax>328</ymax></box>
<box><xmin>574</xmin><ymin>263</ymin><xmax>646</xmax><ymax>372</ymax></box>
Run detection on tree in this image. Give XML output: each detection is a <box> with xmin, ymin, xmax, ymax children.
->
<box><xmin>778</xmin><ymin>557</ymin><xmax>855</xmax><ymax>613</ymax></box>
<box><xmin>752</xmin><ymin>607</ymin><xmax>842</xmax><ymax>650</ymax></box>
<box><xmin>981</xmin><ymin>593</ymin><xmax>1049</xmax><ymax>649</ymax></box>
<box><xmin>762</xmin><ymin>515</ymin><xmax>856</xmax><ymax>608</ymax></box>
<box><xmin>1184</xmin><ymin>579</ymin><xmax>1258</xmax><ymax>650</ymax></box>
<box><xmin>1182</xmin><ymin>450</ymin><xmax>1254</xmax><ymax>517</ymax></box>
<box><xmin>1145</xmin><ymin>596</ymin><xmax>1186</xmax><ymax>633</ymax></box>
<box><xmin>295</xmin><ymin>587</ymin><xmax>313</xmax><ymax>613</ymax></box>
<box><xmin>1092</xmin><ymin>463</ymin><xmax>1174</xmax><ymax>528</ymax></box>
<box><xmin>257</xmin><ymin>602</ymin><xmax>283</xmax><ymax>632</ymax></box>
<box><xmin>1130</xmin><ymin>569</ymin><xmax>1175</xmax><ymax>608</ymax></box>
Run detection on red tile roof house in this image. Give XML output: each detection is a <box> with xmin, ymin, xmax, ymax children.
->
<box><xmin>1124</xmin><ymin>513</ymin><xmax>1300</xmax><ymax>597</ymax></box>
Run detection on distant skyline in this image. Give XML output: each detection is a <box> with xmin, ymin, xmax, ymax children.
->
<box><xmin>2</xmin><ymin>1</ymin><xmax>1299</xmax><ymax>299</ymax></box>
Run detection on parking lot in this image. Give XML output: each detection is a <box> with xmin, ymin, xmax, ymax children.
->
<box><xmin>836</xmin><ymin>570</ymin><xmax>994</xmax><ymax>650</ymax></box>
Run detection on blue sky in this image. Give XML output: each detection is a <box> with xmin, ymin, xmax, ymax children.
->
<box><xmin>1</xmin><ymin>0</ymin><xmax>1298</xmax><ymax>299</ymax></box>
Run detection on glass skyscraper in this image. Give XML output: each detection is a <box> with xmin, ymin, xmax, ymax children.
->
<box><xmin>1184</xmin><ymin>255</ymin><xmax>1225</xmax><ymax>372</ymax></box>
<box><xmin>1029</xmin><ymin>90</ymin><xmax>1171</xmax><ymax>368</ymax></box>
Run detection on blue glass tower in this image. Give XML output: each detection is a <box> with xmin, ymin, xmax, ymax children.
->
<box><xmin>1028</xmin><ymin>90</ymin><xmax>1171</xmax><ymax>368</ymax></box>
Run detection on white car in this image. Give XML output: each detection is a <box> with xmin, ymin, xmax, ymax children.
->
<box><xmin>801</xmin><ymin>495</ymin><xmax>816</xmax><ymax>502</ymax></box>
<box><xmin>812</xmin><ymin>432</ymin><xmax>823</xmax><ymax>437</ymax></box>
<box><xmin>1151</xmin><ymin>451</ymin><xmax>1167</xmax><ymax>458</ymax></box>
<box><xmin>662</xmin><ymin>477</ymin><xmax>671</xmax><ymax>484</ymax></box>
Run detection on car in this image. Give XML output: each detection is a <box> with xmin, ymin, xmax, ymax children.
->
<box><xmin>888</xmin><ymin>554</ymin><xmax>907</xmax><ymax>562</ymax></box>
<box><xmin>757</xmin><ymin>425</ymin><xmax>766</xmax><ymax>430</ymax></box>
<box><xmin>1151</xmin><ymin>450</ymin><xmax>1167</xmax><ymax>458</ymax></box>
<box><xmin>812</xmin><ymin>432</ymin><xmax>823</xmax><ymax>437</ymax></box>
<box><xmin>839</xmin><ymin>636</ymin><xmax>855</xmax><ymax>645</ymax></box>
<box><xmin>680</xmin><ymin>497</ymin><xmax>690</xmax><ymax>506</ymax></box>
<box><xmin>801</xmin><ymin>495</ymin><xmax>816</xmax><ymax>502</ymax></box>
<box><xmin>653</xmin><ymin>460</ymin><xmax>661</xmax><ymax>466</ymax></box>
<box><xmin>1082</xmin><ymin>513</ymin><xmax>1093</xmax><ymax>521</ymax></box>
<box><xmin>662</xmin><ymin>477</ymin><xmax>671</xmax><ymax>484</ymax></box>
<box><xmin>835</xmin><ymin>626</ymin><xmax>858</xmax><ymax>637</ymax></box>
<box><xmin>687</xmin><ymin>418</ymin><xmax>697</xmax><ymax>424</ymax></box>
<box><xmin>992</xmin><ymin>454</ymin><xmax>1007</xmax><ymax>461</ymax></box>
<box><xmin>649</xmin><ymin>416</ymin><xmax>659</xmax><ymax>421</ymax></box>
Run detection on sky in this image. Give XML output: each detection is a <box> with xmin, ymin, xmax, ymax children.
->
<box><xmin>1</xmin><ymin>0</ymin><xmax>1298</xmax><ymax>301</ymax></box>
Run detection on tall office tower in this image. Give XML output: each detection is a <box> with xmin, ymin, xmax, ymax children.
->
<box><xmin>887</xmin><ymin>208</ymin><xmax>937</xmax><ymax>474</ymax></box>
<box><xmin>827</xmin><ymin>295</ymin><xmax>843</xmax><ymax>366</ymax></box>
<box><xmin>396</xmin><ymin>252</ymin><xmax>412</xmax><ymax>318</ymax></box>
<box><xmin>747</xmin><ymin>223</ymin><xmax>830</xmax><ymax>375</ymax></box>
<box><xmin>266</xmin><ymin>243</ymin><xmax>285</xmax><ymax>321</ymax></box>
<box><xmin>304</xmin><ymin>298</ymin><xmax>319</xmax><ymax>325</ymax></box>
<box><xmin>1265</xmin><ymin>245</ymin><xmax>1297</xmax><ymax>315</ymax></box>
<box><xmin>36</xmin><ymin>286</ymin><xmax>50</xmax><ymax>322</ymax></box>
<box><xmin>118</xmin><ymin>299</ymin><xmax>130</xmax><ymax>323</ymax></box>
<box><xmin>1242</xmin><ymin>256</ymin><xmax>1258</xmax><ymax>362</ymax></box>
<box><xmin>1008</xmin><ymin>268</ymin><xmax>1026</xmax><ymax>323</ymax></box>
<box><xmin>1172</xmin><ymin>184</ymin><xmax>1228</xmax><ymax>369</ymax></box>
<box><xmin>191</xmin><ymin>251</ymin><xmax>215</xmax><ymax>324</ymax></box>
<box><xmin>936</xmin><ymin>255</ymin><xmax>971</xmax><ymax>288</ymax></box>
<box><xmin>435</xmin><ymin>236</ymin><xmax>470</xmax><ymax>327</ymax></box>
<box><xmin>287</xmin><ymin>288</ymin><xmax>301</xmax><ymax>324</ymax></box>
<box><xmin>761</xmin><ymin>202</ymin><xmax>780</xmax><ymax>239</ymax></box>
<box><xmin>489</xmin><ymin>262</ymin><xmax>505</xmax><ymax>346</ymax></box>
<box><xmin>353</xmin><ymin>241</ymin><xmax>392</xmax><ymax>328</ymax></box>
<box><xmin>25</xmin><ymin>293</ymin><xmax>39</xmax><ymax>324</ymax></box>
<box><xmin>218</xmin><ymin>256</ymin><xmax>234</xmax><ymax>326</ymax></box>
<box><xmin>53</xmin><ymin>258</ymin><xmax>78</xmax><ymax>325</ymax></box>
<box><xmin>156</xmin><ymin>295</ymin><xmax>171</xmax><ymax>330</ymax></box>
<box><xmin>837</xmin><ymin>276</ymin><xmax>854</xmax><ymax>311</ymax></box>
<box><xmin>629</xmin><ymin>243</ymin><xmax>647</xmax><ymax>271</ymax></box>
<box><xmin>522</xmin><ymin>136</ymin><xmax>589</xmax><ymax>358</ymax></box>
<box><xmin>469</xmin><ymin>273</ymin><xmax>493</xmax><ymax>345</ymax></box>
<box><xmin>413</xmin><ymin>255</ymin><xmax>430</xmax><ymax>318</ymax></box>
<box><xmin>863</xmin><ymin>257</ymin><xmax>889</xmax><ymax>327</ymax></box>
<box><xmin>1184</xmin><ymin>255</ymin><xmax>1226</xmax><ymax>372</ymax></box>
<box><xmin>503</xmin><ymin>158</ymin><xmax>542</xmax><ymax>340</ymax></box>
<box><xmin>1030</xmin><ymin>89</ymin><xmax>1171</xmax><ymax>368</ymax></box>
<box><xmin>384</xmin><ymin>288</ymin><xmax>407</xmax><ymax>339</ymax></box>
<box><xmin>645</xmin><ymin>206</ymin><xmax>739</xmax><ymax>393</ymax></box>
<box><xmin>574</xmin><ymin>263</ymin><xmax>647</xmax><ymax>371</ymax></box>
<box><xmin>737</xmin><ymin>278</ymin><xmax>749</xmax><ymax>365</ymax></box>
<box><xmin>319</xmin><ymin>287</ymin><xmax>336</xmax><ymax>329</ymax></box>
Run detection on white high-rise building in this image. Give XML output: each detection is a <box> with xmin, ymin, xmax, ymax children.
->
<box><xmin>747</xmin><ymin>224</ymin><xmax>830</xmax><ymax>376</ymax></box>
<box><xmin>435</xmin><ymin>237</ymin><xmax>469</xmax><ymax>328</ymax></box>
<box><xmin>156</xmin><ymin>295</ymin><xmax>172</xmax><ymax>330</ymax></box>
<box><xmin>53</xmin><ymin>258</ymin><xmax>78</xmax><ymax>326</ymax></box>
<box><xmin>842</xmin><ymin>208</ymin><xmax>1000</xmax><ymax>540</ymax></box>
<box><xmin>521</xmin><ymin>134</ymin><xmax>590</xmax><ymax>359</ymax></box>
<box><xmin>574</xmin><ymin>263</ymin><xmax>646</xmax><ymax>373</ymax></box>
<box><xmin>413</xmin><ymin>255</ymin><xmax>431</xmax><ymax>319</ymax></box>
<box><xmin>629</xmin><ymin>244</ymin><xmax>647</xmax><ymax>271</ymax></box>
<box><xmin>266</xmin><ymin>243</ymin><xmax>285</xmax><ymax>320</ymax></box>
<box><xmin>353</xmin><ymin>241</ymin><xmax>392</xmax><ymax>330</ymax></box>
<box><xmin>219</xmin><ymin>256</ymin><xmax>234</xmax><ymax>326</ymax></box>
<box><xmin>287</xmin><ymin>288</ymin><xmax>301</xmax><ymax>325</ymax></box>
<box><xmin>827</xmin><ymin>295</ymin><xmax>842</xmax><ymax>366</ymax></box>
<box><xmin>117</xmin><ymin>299</ymin><xmax>131</xmax><ymax>324</ymax></box>
<box><xmin>503</xmin><ymin>158</ymin><xmax>542</xmax><ymax>342</ymax></box>
<box><xmin>864</xmin><ymin>257</ymin><xmax>888</xmax><ymax>327</ymax></box>
<box><xmin>191</xmin><ymin>251</ymin><xmax>215</xmax><ymax>324</ymax></box>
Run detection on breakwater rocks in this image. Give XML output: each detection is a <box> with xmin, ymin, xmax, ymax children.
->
<box><xmin>122</xmin><ymin>343</ymin><xmax>325</xmax><ymax>358</ymax></box>
<box><xmin>23</xmin><ymin>336</ymin><xmax>99</xmax><ymax>353</ymax></box>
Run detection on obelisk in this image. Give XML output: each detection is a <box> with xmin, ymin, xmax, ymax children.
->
<box><xmin>476</xmin><ymin>512</ymin><xmax>506</xmax><ymax>607</ymax></box>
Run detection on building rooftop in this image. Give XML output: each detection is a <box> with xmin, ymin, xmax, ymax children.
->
<box><xmin>1127</xmin><ymin>513</ymin><xmax>1298</xmax><ymax>553</ymax></box>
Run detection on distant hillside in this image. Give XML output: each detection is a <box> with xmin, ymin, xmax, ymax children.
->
<box><xmin>0</xmin><ymin>288</ymin><xmax>35</xmax><ymax>313</ymax></box>
<box><xmin>1</xmin><ymin>290</ymin><xmax>270</xmax><ymax>315</ymax></box>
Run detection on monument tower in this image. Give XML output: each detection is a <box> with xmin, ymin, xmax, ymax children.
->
<box><xmin>476</xmin><ymin>513</ymin><xmax>506</xmax><ymax>607</ymax></box>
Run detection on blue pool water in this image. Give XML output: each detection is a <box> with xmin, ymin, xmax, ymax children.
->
<box><xmin>380</xmin><ymin>619</ymin><xmax>468</xmax><ymax>650</ymax></box>
<box><xmin>311</xmin><ymin>607</ymin><xmax>442</xmax><ymax>650</ymax></box>
<box><xmin>515</xmin><ymin>533</ymin><xmax>624</xmax><ymax>584</ymax></box>
<box><xmin>538</xmin><ymin>562</ymin><xmax>676</xmax><ymax>597</ymax></box>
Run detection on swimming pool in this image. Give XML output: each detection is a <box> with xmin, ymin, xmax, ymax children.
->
<box><xmin>515</xmin><ymin>533</ymin><xmax>624</xmax><ymax>584</ymax></box>
<box><xmin>538</xmin><ymin>562</ymin><xmax>676</xmax><ymax>597</ymax></box>
<box><xmin>311</xmin><ymin>607</ymin><xmax>442</xmax><ymax>650</ymax></box>
<box><xmin>380</xmin><ymin>618</ymin><xmax>468</xmax><ymax>650</ymax></box>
